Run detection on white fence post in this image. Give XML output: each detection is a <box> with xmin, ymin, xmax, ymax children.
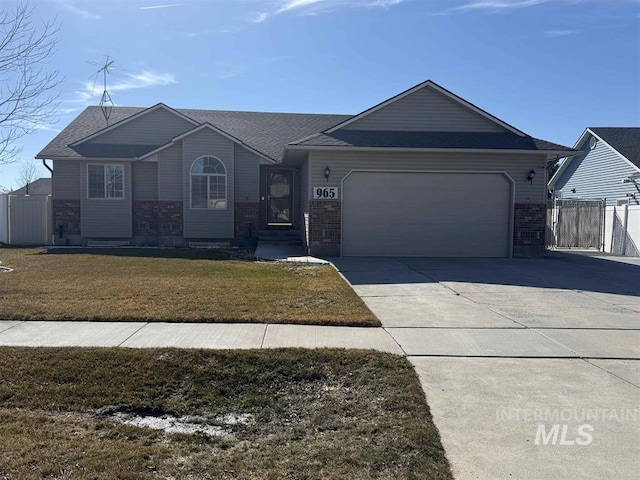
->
<box><xmin>621</xmin><ymin>204</ymin><xmax>629</xmax><ymax>255</ymax></box>
<box><xmin>0</xmin><ymin>194</ymin><xmax>7</xmax><ymax>243</ymax></box>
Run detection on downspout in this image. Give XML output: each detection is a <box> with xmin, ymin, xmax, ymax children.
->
<box><xmin>42</xmin><ymin>158</ymin><xmax>53</xmax><ymax>174</ymax></box>
<box><xmin>41</xmin><ymin>158</ymin><xmax>54</xmax><ymax>245</ymax></box>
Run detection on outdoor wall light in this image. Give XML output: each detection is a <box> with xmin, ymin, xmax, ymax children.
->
<box><xmin>571</xmin><ymin>188</ymin><xmax>577</xmax><ymax>193</ymax></box>
<box><xmin>527</xmin><ymin>169</ymin><xmax>536</xmax><ymax>184</ymax></box>
<box><xmin>324</xmin><ymin>166</ymin><xmax>331</xmax><ymax>182</ymax></box>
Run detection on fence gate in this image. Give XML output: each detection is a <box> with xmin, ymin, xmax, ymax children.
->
<box><xmin>8</xmin><ymin>195</ymin><xmax>51</xmax><ymax>245</ymax></box>
<box><xmin>554</xmin><ymin>199</ymin><xmax>605</xmax><ymax>249</ymax></box>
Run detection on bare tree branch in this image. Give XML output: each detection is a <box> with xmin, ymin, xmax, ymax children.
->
<box><xmin>0</xmin><ymin>1</ymin><xmax>61</xmax><ymax>165</ymax></box>
<box><xmin>17</xmin><ymin>157</ymin><xmax>37</xmax><ymax>193</ymax></box>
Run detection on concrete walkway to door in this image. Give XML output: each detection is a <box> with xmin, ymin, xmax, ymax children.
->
<box><xmin>333</xmin><ymin>251</ymin><xmax>640</xmax><ymax>480</ymax></box>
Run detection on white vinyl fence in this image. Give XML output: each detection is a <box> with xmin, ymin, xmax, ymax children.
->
<box><xmin>604</xmin><ymin>204</ymin><xmax>640</xmax><ymax>256</ymax></box>
<box><xmin>0</xmin><ymin>194</ymin><xmax>7</xmax><ymax>243</ymax></box>
<box><xmin>0</xmin><ymin>194</ymin><xmax>52</xmax><ymax>245</ymax></box>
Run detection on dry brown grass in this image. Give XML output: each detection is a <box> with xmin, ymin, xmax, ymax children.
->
<box><xmin>0</xmin><ymin>347</ymin><xmax>453</xmax><ymax>479</ymax></box>
<box><xmin>0</xmin><ymin>247</ymin><xmax>378</xmax><ymax>326</ymax></box>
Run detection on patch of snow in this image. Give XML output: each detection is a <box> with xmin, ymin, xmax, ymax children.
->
<box><xmin>110</xmin><ymin>412</ymin><xmax>255</xmax><ymax>437</ymax></box>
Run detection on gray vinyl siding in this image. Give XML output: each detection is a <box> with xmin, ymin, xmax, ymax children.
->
<box><xmin>87</xmin><ymin>107</ymin><xmax>194</xmax><ymax>145</ymax></box>
<box><xmin>80</xmin><ymin>161</ymin><xmax>132</xmax><ymax>238</ymax></box>
<box><xmin>308</xmin><ymin>150</ymin><xmax>546</xmax><ymax>203</ymax></box>
<box><xmin>342</xmin><ymin>87</ymin><xmax>507</xmax><ymax>133</ymax></box>
<box><xmin>53</xmin><ymin>160</ymin><xmax>80</xmax><ymax>199</ymax></box>
<box><xmin>132</xmin><ymin>162</ymin><xmax>158</xmax><ymax>201</ymax></box>
<box><xmin>158</xmin><ymin>144</ymin><xmax>183</xmax><ymax>201</ymax></box>
<box><xmin>554</xmin><ymin>135</ymin><xmax>640</xmax><ymax>206</ymax></box>
<box><xmin>182</xmin><ymin>129</ymin><xmax>234</xmax><ymax>238</ymax></box>
<box><xmin>234</xmin><ymin>145</ymin><xmax>260</xmax><ymax>202</ymax></box>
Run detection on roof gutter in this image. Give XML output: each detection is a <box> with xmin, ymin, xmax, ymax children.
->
<box><xmin>285</xmin><ymin>144</ymin><xmax>580</xmax><ymax>157</ymax></box>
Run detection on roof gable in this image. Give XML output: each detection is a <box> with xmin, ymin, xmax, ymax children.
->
<box><xmin>326</xmin><ymin>80</ymin><xmax>525</xmax><ymax>136</ymax></box>
<box><xmin>589</xmin><ymin>127</ymin><xmax>640</xmax><ymax>169</ymax></box>
<box><xmin>139</xmin><ymin>123</ymin><xmax>276</xmax><ymax>164</ymax></box>
<box><xmin>70</xmin><ymin>103</ymin><xmax>198</xmax><ymax>147</ymax></box>
<box><xmin>549</xmin><ymin>128</ymin><xmax>640</xmax><ymax>187</ymax></box>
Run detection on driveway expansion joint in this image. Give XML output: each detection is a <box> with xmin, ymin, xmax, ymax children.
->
<box><xmin>583</xmin><ymin>359</ymin><xmax>640</xmax><ymax>389</ymax></box>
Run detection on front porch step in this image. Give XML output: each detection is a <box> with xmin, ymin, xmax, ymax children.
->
<box><xmin>258</xmin><ymin>230</ymin><xmax>302</xmax><ymax>246</ymax></box>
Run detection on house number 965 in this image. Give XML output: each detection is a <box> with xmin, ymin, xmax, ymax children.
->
<box><xmin>314</xmin><ymin>187</ymin><xmax>338</xmax><ymax>199</ymax></box>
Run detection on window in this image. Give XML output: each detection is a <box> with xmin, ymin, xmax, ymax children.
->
<box><xmin>88</xmin><ymin>164</ymin><xmax>124</xmax><ymax>199</ymax></box>
<box><xmin>191</xmin><ymin>156</ymin><xmax>227</xmax><ymax>209</ymax></box>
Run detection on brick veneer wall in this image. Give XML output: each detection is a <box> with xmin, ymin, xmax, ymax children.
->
<box><xmin>53</xmin><ymin>199</ymin><xmax>80</xmax><ymax>235</ymax></box>
<box><xmin>309</xmin><ymin>200</ymin><xmax>341</xmax><ymax>256</ymax></box>
<box><xmin>158</xmin><ymin>201</ymin><xmax>183</xmax><ymax>236</ymax></box>
<box><xmin>235</xmin><ymin>202</ymin><xmax>259</xmax><ymax>238</ymax></box>
<box><xmin>133</xmin><ymin>201</ymin><xmax>159</xmax><ymax>236</ymax></box>
<box><xmin>513</xmin><ymin>203</ymin><xmax>546</xmax><ymax>256</ymax></box>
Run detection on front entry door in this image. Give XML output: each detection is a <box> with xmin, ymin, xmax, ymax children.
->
<box><xmin>267</xmin><ymin>170</ymin><xmax>293</xmax><ymax>227</ymax></box>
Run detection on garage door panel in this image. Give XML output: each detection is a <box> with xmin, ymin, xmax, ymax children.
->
<box><xmin>352</xmin><ymin>240</ymin><xmax>506</xmax><ymax>258</ymax></box>
<box><xmin>342</xmin><ymin>171</ymin><xmax>512</xmax><ymax>257</ymax></box>
<box><xmin>349</xmin><ymin>205</ymin><xmax>508</xmax><ymax>225</ymax></box>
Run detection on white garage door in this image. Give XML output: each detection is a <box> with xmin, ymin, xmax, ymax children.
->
<box><xmin>342</xmin><ymin>171</ymin><xmax>512</xmax><ymax>257</ymax></box>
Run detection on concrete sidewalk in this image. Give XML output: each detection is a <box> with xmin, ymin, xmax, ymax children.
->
<box><xmin>0</xmin><ymin>320</ymin><xmax>403</xmax><ymax>354</ymax></box>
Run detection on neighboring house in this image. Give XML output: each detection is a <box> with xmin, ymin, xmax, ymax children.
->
<box><xmin>549</xmin><ymin>128</ymin><xmax>640</xmax><ymax>206</ymax></box>
<box><xmin>36</xmin><ymin>80</ymin><xmax>577</xmax><ymax>257</ymax></box>
<box><xmin>11</xmin><ymin>177</ymin><xmax>52</xmax><ymax>196</ymax></box>
<box><xmin>549</xmin><ymin>128</ymin><xmax>640</xmax><ymax>256</ymax></box>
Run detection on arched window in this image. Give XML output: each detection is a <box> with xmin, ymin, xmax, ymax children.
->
<box><xmin>191</xmin><ymin>156</ymin><xmax>227</xmax><ymax>209</ymax></box>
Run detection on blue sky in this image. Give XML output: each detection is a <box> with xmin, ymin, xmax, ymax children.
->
<box><xmin>1</xmin><ymin>0</ymin><xmax>639</xmax><ymax>189</ymax></box>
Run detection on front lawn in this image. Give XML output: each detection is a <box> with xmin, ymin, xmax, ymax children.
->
<box><xmin>0</xmin><ymin>347</ymin><xmax>452</xmax><ymax>479</ymax></box>
<box><xmin>0</xmin><ymin>248</ymin><xmax>378</xmax><ymax>326</ymax></box>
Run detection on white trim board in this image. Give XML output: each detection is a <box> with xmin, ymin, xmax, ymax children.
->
<box><xmin>287</xmin><ymin>144</ymin><xmax>574</xmax><ymax>158</ymax></box>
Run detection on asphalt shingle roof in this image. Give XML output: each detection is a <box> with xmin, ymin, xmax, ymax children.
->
<box><xmin>11</xmin><ymin>177</ymin><xmax>51</xmax><ymax>195</ymax></box>
<box><xmin>291</xmin><ymin>130</ymin><xmax>575</xmax><ymax>152</ymax></box>
<box><xmin>589</xmin><ymin>127</ymin><xmax>640</xmax><ymax>169</ymax></box>
<box><xmin>37</xmin><ymin>104</ymin><xmax>576</xmax><ymax>162</ymax></box>
<box><xmin>37</xmin><ymin>106</ymin><xmax>351</xmax><ymax>161</ymax></box>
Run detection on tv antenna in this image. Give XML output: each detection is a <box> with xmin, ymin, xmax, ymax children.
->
<box><xmin>89</xmin><ymin>56</ymin><xmax>115</xmax><ymax>124</ymax></box>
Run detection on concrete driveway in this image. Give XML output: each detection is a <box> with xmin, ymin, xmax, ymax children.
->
<box><xmin>333</xmin><ymin>251</ymin><xmax>640</xmax><ymax>480</ymax></box>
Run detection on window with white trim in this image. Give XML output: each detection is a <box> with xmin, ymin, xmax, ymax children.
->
<box><xmin>88</xmin><ymin>164</ymin><xmax>124</xmax><ymax>199</ymax></box>
<box><xmin>191</xmin><ymin>156</ymin><xmax>227</xmax><ymax>209</ymax></box>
